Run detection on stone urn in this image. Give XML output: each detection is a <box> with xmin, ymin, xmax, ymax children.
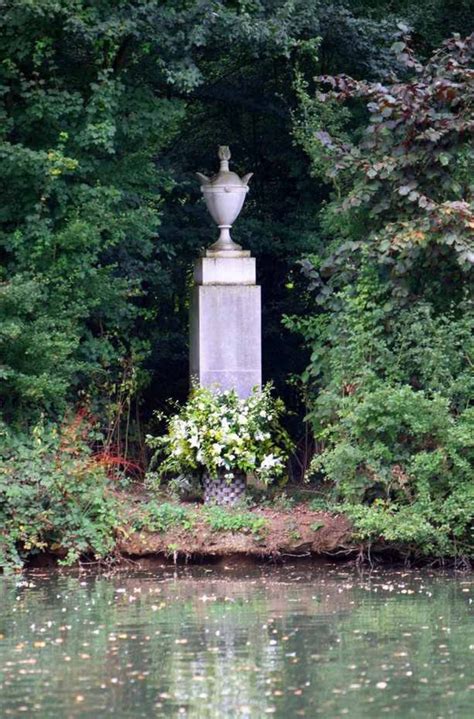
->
<box><xmin>196</xmin><ymin>145</ymin><xmax>252</xmax><ymax>253</ymax></box>
<box><xmin>202</xmin><ymin>471</ymin><xmax>247</xmax><ymax>507</ymax></box>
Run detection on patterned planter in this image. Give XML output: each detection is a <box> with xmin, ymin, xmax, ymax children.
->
<box><xmin>203</xmin><ymin>471</ymin><xmax>246</xmax><ymax>506</ymax></box>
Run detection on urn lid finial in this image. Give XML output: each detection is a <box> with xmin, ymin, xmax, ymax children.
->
<box><xmin>196</xmin><ymin>145</ymin><xmax>252</xmax><ymax>188</ymax></box>
<box><xmin>218</xmin><ymin>145</ymin><xmax>231</xmax><ymax>161</ymax></box>
<box><xmin>218</xmin><ymin>145</ymin><xmax>231</xmax><ymax>170</ymax></box>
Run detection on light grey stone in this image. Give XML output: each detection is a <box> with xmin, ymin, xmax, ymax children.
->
<box><xmin>194</xmin><ymin>256</ymin><xmax>256</xmax><ymax>285</ymax></box>
<box><xmin>204</xmin><ymin>248</ymin><xmax>250</xmax><ymax>259</ymax></box>
<box><xmin>191</xmin><ymin>146</ymin><xmax>261</xmax><ymax>399</ymax></box>
<box><xmin>196</xmin><ymin>145</ymin><xmax>252</xmax><ymax>253</ymax></box>
<box><xmin>190</xmin><ymin>281</ymin><xmax>261</xmax><ymax>398</ymax></box>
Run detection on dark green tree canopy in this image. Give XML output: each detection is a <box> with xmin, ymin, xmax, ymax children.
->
<box><xmin>1</xmin><ymin>0</ymin><xmax>473</xmax><ymax>426</ymax></box>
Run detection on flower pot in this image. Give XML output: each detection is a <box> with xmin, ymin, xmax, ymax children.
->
<box><xmin>203</xmin><ymin>471</ymin><xmax>246</xmax><ymax>506</ymax></box>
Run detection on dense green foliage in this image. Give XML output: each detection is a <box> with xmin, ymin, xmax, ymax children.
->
<box><xmin>0</xmin><ymin>0</ymin><xmax>189</xmax><ymax>423</ymax></box>
<box><xmin>1</xmin><ymin>1</ymin><xmax>473</xmax><ymax>565</ymax></box>
<box><xmin>3</xmin><ymin>0</ymin><xmax>453</xmax><ymax>426</ymax></box>
<box><xmin>289</xmin><ymin>34</ymin><xmax>474</xmax><ymax>558</ymax></box>
<box><xmin>132</xmin><ymin>500</ymin><xmax>194</xmax><ymax>533</ymax></box>
<box><xmin>131</xmin><ymin>501</ymin><xmax>266</xmax><ymax>536</ymax></box>
<box><xmin>0</xmin><ymin>417</ymin><xmax>118</xmax><ymax>570</ymax></box>
<box><xmin>294</xmin><ymin>33</ymin><xmax>473</xmax><ymax>298</ymax></box>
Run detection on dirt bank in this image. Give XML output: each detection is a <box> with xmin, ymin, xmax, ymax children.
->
<box><xmin>118</xmin><ymin>505</ymin><xmax>354</xmax><ymax>560</ymax></box>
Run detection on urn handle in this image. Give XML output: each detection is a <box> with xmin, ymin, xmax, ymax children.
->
<box><xmin>196</xmin><ymin>172</ymin><xmax>210</xmax><ymax>185</ymax></box>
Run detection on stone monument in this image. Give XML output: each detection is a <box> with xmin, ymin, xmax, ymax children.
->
<box><xmin>190</xmin><ymin>146</ymin><xmax>262</xmax><ymax>398</ymax></box>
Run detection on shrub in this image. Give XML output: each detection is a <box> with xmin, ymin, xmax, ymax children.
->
<box><xmin>132</xmin><ymin>501</ymin><xmax>194</xmax><ymax>533</ymax></box>
<box><xmin>294</xmin><ymin>270</ymin><xmax>474</xmax><ymax>558</ymax></box>
<box><xmin>315</xmin><ymin>385</ymin><xmax>456</xmax><ymax>498</ymax></box>
<box><xmin>286</xmin><ymin>258</ymin><xmax>474</xmax><ymax>557</ymax></box>
<box><xmin>314</xmin><ymin>389</ymin><xmax>474</xmax><ymax>555</ymax></box>
<box><xmin>343</xmin><ymin>479</ymin><xmax>474</xmax><ymax>559</ymax></box>
<box><xmin>202</xmin><ymin>505</ymin><xmax>267</xmax><ymax>535</ymax></box>
<box><xmin>0</xmin><ymin>417</ymin><xmax>119</xmax><ymax>570</ymax></box>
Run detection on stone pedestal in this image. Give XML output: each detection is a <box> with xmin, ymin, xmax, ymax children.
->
<box><xmin>190</xmin><ymin>250</ymin><xmax>261</xmax><ymax>398</ymax></box>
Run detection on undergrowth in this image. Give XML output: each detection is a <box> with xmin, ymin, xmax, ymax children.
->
<box><xmin>132</xmin><ymin>502</ymin><xmax>195</xmax><ymax>532</ymax></box>
<box><xmin>202</xmin><ymin>505</ymin><xmax>267</xmax><ymax>535</ymax></box>
<box><xmin>131</xmin><ymin>501</ymin><xmax>267</xmax><ymax>537</ymax></box>
<box><xmin>0</xmin><ymin>418</ymin><xmax>119</xmax><ymax>571</ymax></box>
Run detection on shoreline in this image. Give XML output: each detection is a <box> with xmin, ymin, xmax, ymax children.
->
<box><xmin>118</xmin><ymin>506</ymin><xmax>354</xmax><ymax>561</ymax></box>
<box><xmin>4</xmin><ymin>497</ymin><xmax>471</xmax><ymax>572</ymax></box>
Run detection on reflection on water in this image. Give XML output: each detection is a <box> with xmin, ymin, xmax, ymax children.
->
<box><xmin>0</xmin><ymin>562</ymin><xmax>473</xmax><ymax>718</ymax></box>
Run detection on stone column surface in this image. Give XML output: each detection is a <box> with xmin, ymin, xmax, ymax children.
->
<box><xmin>190</xmin><ymin>250</ymin><xmax>262</xmax><ymax>398</ymax></box>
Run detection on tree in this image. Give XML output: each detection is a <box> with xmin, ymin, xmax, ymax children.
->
<box><xmin>0</xmin><ymin>0</ymin><xmax>197</xmax><ymax>422</ymax></box>
<box><xmin>294</xmin><ymin>32</ymin><xmax>474</xmax><ymax>306</ymax></box>
<box><xmin>287</xmin><ymin>34</ymin><xmax>474</xmax><ymax>556</ymax></box>
<box><xmin>0</xmin><ymin>0</ymin><xmax>406</xmax><ymax>426</ymax></box>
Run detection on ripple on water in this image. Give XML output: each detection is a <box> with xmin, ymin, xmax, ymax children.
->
<box><xmin>0</xmin><ymin>564</ymin><xmax>473</xmax><ymax>718</ymax></box>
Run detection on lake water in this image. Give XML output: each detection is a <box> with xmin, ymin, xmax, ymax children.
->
<box><xmin>0</xmin><ymin>562</ymin><xmax>473</xmax><ymax>718</ymax></box>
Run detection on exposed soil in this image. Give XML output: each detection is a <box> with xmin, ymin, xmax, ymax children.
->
<box><xmin>118</xmin><ymin>504</ymin><xmax>354</xmax><ymax>560</ymax></box>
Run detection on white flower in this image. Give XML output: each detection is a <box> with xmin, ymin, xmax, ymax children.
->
<box><xmin>260</xmin><ymin>454</ymin><xmax>281</xmax><ymax>470</ymax></box>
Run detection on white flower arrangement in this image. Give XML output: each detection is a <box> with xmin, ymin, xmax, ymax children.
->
<box><xmin>147</xmin><ymin>384</ymin><xmax>292</xmax><ymax>485</ymax></box>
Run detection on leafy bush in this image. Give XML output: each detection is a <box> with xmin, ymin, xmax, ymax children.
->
<box><xmin>314</xmin><ymin>386</ymin><xmax>471</xmax><ymax>499</ymax></box>
<box><xmin>202</xmin><ymin>506</ymin><xmax>267</xmax><ymax>535</ymax></box>
<box><xmin>0</xmin><ymin>418</ymin><xmax>119</xmax><ymax>570</ymax></box>
<box><xmin>290</xmin><ymin>267</ymin><xmax>474</xmax><ymax>558</ymax></box>
<box><xmin>291</xmin><ymin>32</ymin><xmax>474</xmax><ymax>560</ymax></box>
<box><xmin>132</xmin><ymin>501</ymin><xmax>194</xmax><ymax>533</ymax></box>
<box><xmin>146</xmin><ymin>384</ymin><xmax>292</xmax><ymax>486</ymax></box>
<box><xmin>342</xmin><ymin>475</ymin><xmax>474</xmax><ymax>559</ymax></box>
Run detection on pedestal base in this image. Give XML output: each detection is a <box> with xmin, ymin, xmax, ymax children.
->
<box><xmin>190</xmin><ymin>253</ymin><xmax>262</xmax><ymax>398</ymax></box>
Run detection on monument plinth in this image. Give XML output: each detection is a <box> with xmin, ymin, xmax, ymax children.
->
<box><xmin>190</xmin><ymin>147</ymin><xmax>261</xmax><ymax>398</ymax></box>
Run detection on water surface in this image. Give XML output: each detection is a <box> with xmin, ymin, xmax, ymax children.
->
<box><xmin>0</xmin><ymin>562</ymin><xmax>473</xmax><ymax>718</ymax></box>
